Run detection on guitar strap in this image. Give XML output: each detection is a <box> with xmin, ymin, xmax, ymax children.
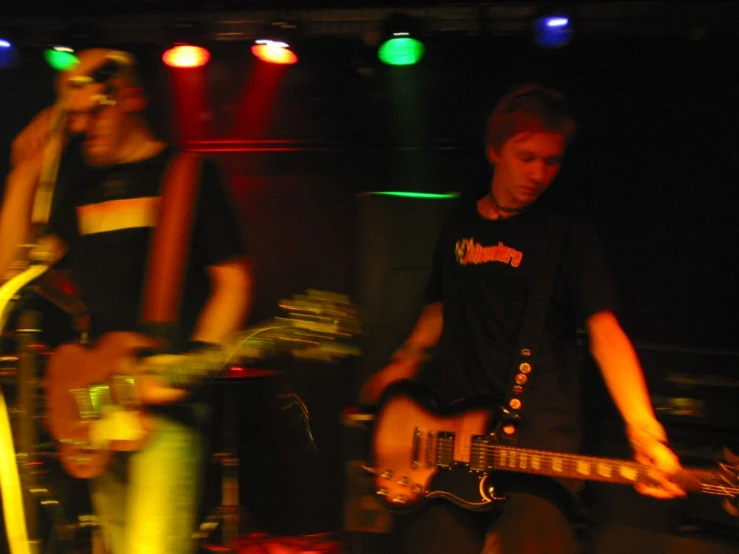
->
<box><xmin>497</xmin><ymin>210</ymin><xmax>569</xmax><ymax>445</ymax></box>
<box><xmin>30</xmin><ymin>94</ymin><xmax>73</xmax><ymax>236</ymax></box>
<box><xmin>138</xmin><ymin>151</ymin><xmax>203</xmax><ymax>350</ymax></box>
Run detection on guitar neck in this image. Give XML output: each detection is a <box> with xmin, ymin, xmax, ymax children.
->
<box><xmin>157</xmin><ymin>346</ymin><xmax>223</xmax><ymax>390</ymax></box>
<box><xmin>489</xmin><ymin>445</ymin><xmax>728</xmax><ymax>495</ymax></box>
<box><xmin>159</xmin><ymin>319</ymin><xmax>353</xmax><ymax>389</ymax></box>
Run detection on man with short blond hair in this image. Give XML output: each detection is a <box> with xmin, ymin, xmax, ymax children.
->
<box><xmin>361</xmin><ymin>83</ymin><xmax>684</xmax><ymax>553</ymax></box>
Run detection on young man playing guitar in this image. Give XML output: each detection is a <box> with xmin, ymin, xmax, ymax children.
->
<box><xmin>14</xmin><ymin>49</ymin><xmax>253</xmax><ymax>553</ymax></box>
<box><xmin>360</xmin><ymin>83</ymin><xmax>685</xmax><ymax>553</ymax></box>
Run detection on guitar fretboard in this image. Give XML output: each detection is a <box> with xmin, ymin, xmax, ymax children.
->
<box><xmin>481</xmin><ymin>445</ymin><xmax>734</xmax><ymax>496</ymax></box>
<box><xmin>487</xmin><ymin>446</ymin><xmax>648</xmax><ymax>485</ymax></box>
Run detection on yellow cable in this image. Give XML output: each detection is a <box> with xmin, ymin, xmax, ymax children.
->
<box><xmin>0</xmin><ymin>388</ymin><xmax>32</xmax><ymax>554</ymax></box>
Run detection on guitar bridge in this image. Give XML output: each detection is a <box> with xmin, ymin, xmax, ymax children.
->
<box><xmin>412</xmin><ymin>427</ymin><xmax>421</xmax><ymax>468</ymax></box>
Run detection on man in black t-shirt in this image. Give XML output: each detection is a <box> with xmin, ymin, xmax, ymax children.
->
<box><xmin>31</xmin><ymin>49</ymin><xmax>253</xmax><ymax>554</ymax></box>
<box><xmin>361</xmin><ymin>84</ymin><xmax>685</xmax><ymax>554</ymax></box>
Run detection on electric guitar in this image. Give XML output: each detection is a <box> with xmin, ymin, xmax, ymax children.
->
<box><xmin>370</xmin><ymin>381</ymin><xmax>739</xmax><ymax>512</ymax></box>
<box><xmin>45</xmin><ymin>290</ymin><xmax>362</xmax><ymax>479</ymax></box>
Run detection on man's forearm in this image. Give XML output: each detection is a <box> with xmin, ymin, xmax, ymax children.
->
<box><xmin>588</xmin><ymin>311</ymin><xmax>666</xmax><ymax>440</ymax></box>
<box><xmin>190</xmin><ymin>259</ymin><xmax>253</xmax><ymax>345</ymax></box>
<box><xmin>0</xmin><ymin>157</ymin><xmax>43</xmax><ymax>278</ymax></box>
<box><xmin>394</xmin><ymin>301</ymin><xmax>444</xmax><ymax>360</ymax></box>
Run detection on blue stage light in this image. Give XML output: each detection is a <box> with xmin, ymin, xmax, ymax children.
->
<box><xmin>0</xmin><ymin>37</ymin><xmax>17</xmax><ymax>69</ymax></box>
<box><xmin>533</xmin><ymin>13</ymin><xmax>573</xmax><ymax>48</ymax></box>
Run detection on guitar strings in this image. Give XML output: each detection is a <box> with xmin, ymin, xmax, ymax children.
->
<box><xmin>416</xmin><ymin>441</ymin><xmax>737</xmax><ymax>493</ymax></box>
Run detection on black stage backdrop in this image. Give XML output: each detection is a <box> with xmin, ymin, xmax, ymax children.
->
<box><xmin>1</xmin><ymin>31</ymin><xmax>738</xmax><ymax>550</ymax></box>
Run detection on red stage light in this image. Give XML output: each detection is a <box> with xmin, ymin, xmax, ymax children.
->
<box><xmin>251</xmin><ymin>41</ymin><xmax>298</xmax><ymax>65</ymax></box>
<box><xmin>162</xmin><ymin>45</ymin><xmax>210</xmax><ymax>68</ymax></box>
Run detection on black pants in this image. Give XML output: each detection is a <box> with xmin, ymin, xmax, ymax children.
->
<box><xmin>398</xmin><ymin>491</ymin><xmax>577</xmax><ymax>554</ymax></box>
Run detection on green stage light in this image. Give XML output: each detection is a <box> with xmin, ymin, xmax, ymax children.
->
<box><xmin>364</xmin><ymin>191</ymin><xmax>459</xmax><ymax>199</ymax></box>
<box><xmin>44</xmin><ymin>47</ymin><xmax>79</xmax><ymax>71</ymax></box>
<box><xmin>378</xmin><ymin>36</ymin><xmax>425</xmax><ymax>66</ymax></box>
<box><xmin>377</xmin><ymin>13</ymin><xmax>425</xmax><ymax>67</ymax></box>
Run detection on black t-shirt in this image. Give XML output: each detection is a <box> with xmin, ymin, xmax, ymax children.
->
<box><xmin>49</xmin><ymin>146</ymin><xmax>248</xmax><ymax>349</ymax></box>
<box><xmin>418</xmin><ymin>197</ymin><xmax>615</xmax><ymax>452</ymax></box>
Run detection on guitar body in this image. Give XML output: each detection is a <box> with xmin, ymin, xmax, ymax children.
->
<box><xmin>372</xmin><ymin>381</ymin><xmax>499</xmax><ymax>511</ymax></box>
<box><xmin>45</xmin><ymin>332</ymin><xmax>159</xmax><ymax>479</ymax></box>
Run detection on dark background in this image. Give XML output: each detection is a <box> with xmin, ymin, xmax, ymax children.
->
<box><xmin>3</xmin><ymin>33</ymin><xmax>737</xmax><ymax>349</ymax></box>
<box><xmin>2</xmin><ymin>2</ymin><xmax>739</xmax><ymax>551</ymax></box>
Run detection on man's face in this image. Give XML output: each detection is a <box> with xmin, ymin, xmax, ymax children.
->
<box><xmin>67</xmin><ymin>83</ymin><xmax>129</xmax><ymax>167</ymax></box>
<box><xmin>488</xmin><ymin>131</ymin><xmax>565</xmax><ymax>209</ymax></box>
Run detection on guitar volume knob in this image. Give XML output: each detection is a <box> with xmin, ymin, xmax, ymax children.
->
<box><xmin>381</xmin><ymin>470</ymin><xmax>393</xmax><ymax>480</ymax></box>
<box><xmin>398</xmin><ymin>476</ymin><xmax>410</xmax><ymax>486</ymax></box>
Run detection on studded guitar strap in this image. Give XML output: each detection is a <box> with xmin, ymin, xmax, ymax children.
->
<box><xmin>497</xmin><ymin>211</ymin><xmax>569</xmax><ymax>445</ymax></box>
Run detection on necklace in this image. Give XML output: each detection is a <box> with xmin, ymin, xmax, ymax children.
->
<box><xmin>488</xmin><ymin>190</ymin><xmax>527</xmax><ymax>215</ymax></box>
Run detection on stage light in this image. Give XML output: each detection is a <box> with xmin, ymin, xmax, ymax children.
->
<box><xmin>162</xmin><ymin>21</ymin><xmax>211</xmax><ymax>68</ymax></box>
<box><xmin>0</xmin><ymin>33</ymin><xmax>17</xmax><ymax>70</ymax></box>
<box><xmin>43</xmin><ymin>24</ymin><xmax>101</xmax><ymax>71</ymax></box>
<box><xmin>251</xmin><ymin>20</ymin><xmax>299</xmax><ymax>65</ymax></box>
<box><xmin>377</xmin><ymin>13</ymin><xmax>425</xmax><ymax>66</ymax></box>
<box><xmin>162</xmin><ymin>45</ymin><xmax>210</xmax><ymax>68</ymax></box>
<box><xmin>44</xmin><ymin>46</ymin><xmax>79</xmax><ymax>71</ymax></box>
<box><xmin>533</xmin><ymin>8</ymin><xmax>573</xmax><ymax>48</ymax></box>
<box><xmin>367</xmin><ymin>191</ymin><xmax>459</xmax><ymax>199</ymax></box>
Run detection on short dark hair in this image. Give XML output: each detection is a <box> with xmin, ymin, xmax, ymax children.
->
<box><xmin>485</xmin><ymin>83</ymin><xmax>576</xmax><ymax>153</ymax></box>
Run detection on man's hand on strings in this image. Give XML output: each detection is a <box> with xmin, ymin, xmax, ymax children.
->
<box><xmin>629</xmin><ymin>425</ymin><xmax>687</xmax><ymax>499</ymax></box>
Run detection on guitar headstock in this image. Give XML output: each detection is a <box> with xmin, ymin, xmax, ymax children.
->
<box><xmin>279</xmin><ymin>289</ymin><xmax>362</xmax><ymax>335</ymax></box>
<box><xmin>239</xmin><ymin>289</ymin><xmax>363</xmax><ymax>363</ymax></box>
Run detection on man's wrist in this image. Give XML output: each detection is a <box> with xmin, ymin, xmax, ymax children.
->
<box><xmin>391</xmin><ymin>343</ymin><xmax>429</xmax><ymax>362</ymax></box>
<box><xmin>625</xmin><ymin>420</ymin><xmax>668</xmax><ymax>452</ymax></box>
<box><xmin>184</xmin><ymin>339</ymin><xmax>219</xmax><ymax>354</ymax></box>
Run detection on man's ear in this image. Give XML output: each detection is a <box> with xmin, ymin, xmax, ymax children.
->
<box><xmin>486</xmin><ymin>145</ymin><xmax>500</xmax><ymax>165</ymax></box>
<box><xmin>119</xmin><ymin>87</ymin><xmax>148</xmax><ymax>113</ymax></box>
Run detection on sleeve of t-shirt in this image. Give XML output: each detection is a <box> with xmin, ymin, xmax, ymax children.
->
<box><xmin>422</xmin><ymin>205</ymin><xmax>461</xmax><ymax>305</ymax></box>
<box><xmin>190</xmin><ymin>158</ymin><xmax>249</xmax><ymax>266</ymax></box>
<box><xmin>566</xmin><ymin>217</ymin><xmax>618</xmax><ymax>321</ymax></box>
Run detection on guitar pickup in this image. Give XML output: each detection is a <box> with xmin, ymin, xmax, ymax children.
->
<box><xmin>110</xmin><ymin>375</ymin><xmax>137</xmax><ymax>408</ymax></box>
<box><xmin>412</xmin><ymin>428</ymin><xmax>440</xmax><ymax>469</ymax></box>
<box><xmin>436</xmin><ymin>432</ymin><xmax>455</xmax><ymax>468</ymax></box>
<box><xmin>71</xmin><ymin>384</ymin><xmax>112</xmax><ymax>420</ymax></box>
<box><xmin>470</xmin><ymin>435</ymin><xmax>491</xmax><ymax>471</ymax></box>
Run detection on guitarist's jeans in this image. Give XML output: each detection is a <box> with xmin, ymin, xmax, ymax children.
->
<box><xmin>401</xmin><ymin>492</ymin><xmax>576</xmax><ymax>554</ymax></box>
<box><xmin>90</xmin><ymin>415</ymin><xmax>202</xmax><ymax>554</ymax></box>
